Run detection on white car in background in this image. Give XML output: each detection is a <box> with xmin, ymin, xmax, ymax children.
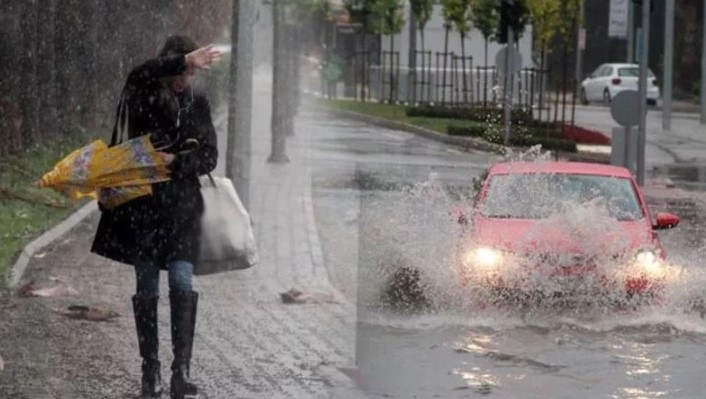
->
<box><xmin>580</xmin><ymin>63</ymin><xmax>660</xmax><ymax>106</ymax></box>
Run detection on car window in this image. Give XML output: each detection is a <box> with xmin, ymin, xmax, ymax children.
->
<box><xmin>603</xmin><ymin>66</ymin><xmax>614</xmax><ymax>77</ymax></box>
<box><xmin>480</xmin><ymin>173</ymin><xmax>645</xmax><ymax>221</ymax></box>
<box><xmin>591</xmin><ymin>65</ymin><xmax>604</xmax><ymax>78</ymax></box>
<box><xmin>618</xmin><ymin>67</ymin><xmax>656</xmax><ymax>78</ymax></box>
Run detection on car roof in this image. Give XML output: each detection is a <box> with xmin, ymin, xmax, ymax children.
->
<box><xmin>488</xmin><ymin>162</ymin><xmax>634</xmax><ymax>179</ymax></box>
<box><xmin>602</xmin><ymin>63</ymin><xmax>640</xmax><ymax>68</ymax></box>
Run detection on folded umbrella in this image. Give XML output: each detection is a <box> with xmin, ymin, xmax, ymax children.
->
<box><xmin>38</xmin><ymin>135</ymin><xmax>171</xmax><ymax>208</ymax></box>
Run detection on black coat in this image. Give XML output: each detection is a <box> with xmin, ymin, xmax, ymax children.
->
<box><xmin>91</xmin><ymin>55</ymin><xmax>218</xmax><ymax>268</ymax></box>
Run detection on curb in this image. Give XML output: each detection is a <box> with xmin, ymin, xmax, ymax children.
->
<box><xmin>6</xmin><ymin>200</ymin><xmax>98</xmax><ymax>288</ymax></box>
<box><xmin>315</xmin><ymin>107</ymin><xmax>507</xmax><ymax>155</ymax></box>
<box><xmin>314</xmin><ymin>106</ymin><xmax>613</xmax><ymax>164</ymax></box>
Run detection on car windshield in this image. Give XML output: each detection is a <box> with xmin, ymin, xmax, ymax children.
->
<box><xmin>618</xmin><ymin>67</ymin><xmax>656</xmax><ymax>78</ymax></box>
<box><xmin>480</xmin><ymin>173</ymin><xmax>645</xmax><ymax>221</ymax></box>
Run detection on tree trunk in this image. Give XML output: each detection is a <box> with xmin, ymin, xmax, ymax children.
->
<box><xmin>421</xmin><ymin>29</ymin><xmax>429</xmax><ymax>103</ymax></box>
<box><xmin>460</xmin><ymin>33</ymin><xmax>468</xmax><ymax>105</ymax></box>
<box><xmin>389</xmin><ymin>33</ymin><xmax>395</xmax><ymax>103</ymax></box>
<box><xmin>442</xmin><ymin>26</ymin><xmax>450</xmax><ymax>104</ymax></box>
<box><xmin>78</xmin><ymin>0</ymin><xmax>99</xmax><ymax>131</ymax></box>
<box><xmin>55</xmin><ymin>1</ymin><xmax>82</xmax><ymax>134</ymax></box>
<box><xmin>0</xmin><ymin>2</ymin><xmax>23</xmax><ymax>157</ymax></box>
<box><xmin>484</xmin><ymin>37</ymin><xmax>489</xmax><ymax>107</ymax></box>
<box><xmin>538</xmin><ymin>43</ymin><xmax>546</xmax><ymax>121</ymax></box>
<box><xmin>20</xmin><ymin>0</ymin><xmax>40</xmax><ymax>147</ymax></box>
<box><xmin>561</xmin><ymin>41</ymin><xmax>568</xmax><ymax>125</ymax></box>
<box><xmin>269</xmin><ymin>0</ymin><xmax>288</xmax><ymax>163</ymax></box>
<box><xmin>360</xmin><ymin>32</ymin><xmax>367</xmax><ymax>102</ymax></box>
<box><xmin>37</xmin><ymin>0</ymin><xmax>58</xmax><ymax>140</ymax></box>
<box><xmin>285</xmin><ymin>23</ymin><xmax>297</xmax><ymax>136</ymax></box>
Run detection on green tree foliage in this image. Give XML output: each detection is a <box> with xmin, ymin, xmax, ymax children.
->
<box><xmin>370</xmin><ymin>0</ymin><xmax>406</xmax><ymax>36</ymax></box>
<box><xmin>343</xmin><ymin>0</ymin><xmax>377</xmax><ymax>33</ymax></box>
<box><xmin>471</xmin><ymin>0</ymin><xmax>499</xmax><ymax>67</ymax></box>
<box><xmin>371</xmin><ymin>0</ymin><xmax>406</xmax><ymax>102</ymax></box>
<box><xmin>496</xmin><ymin>0</ymin><xmax>530</xmax><ymax>43</ymax></box>
<box><xmin>409</xmin><ymin>0</ymin><xmax>434</xmax><ymax>33</ymax></box>
<box><xmin>471</xmin><ymin>0</ymin><xmax>498</xmax><ymax>43</ymax></box>
<box><xmin>292</xmin><ymin>0</ymin><xmax>332</xmax><ymax>21</ymax></box>
<box><xmin>446</xmin><ymin>0</ymin><xmax>473</xmax><ymax>37</ymax></box>
<box><xmin>526</xmin><ymin>0</ymin><xmax>561</xmax><ymax>52</ymax></box>
<box><xmin>445</xmin><ymin>0</ymin><xmax>473</xmax><ymax>102</ymax></box>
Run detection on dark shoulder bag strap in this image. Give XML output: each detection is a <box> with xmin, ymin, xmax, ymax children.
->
<box><xmin>109</xmin><ymin>89</ymin><xmax>129</xmax><ymax>147</ymax></box>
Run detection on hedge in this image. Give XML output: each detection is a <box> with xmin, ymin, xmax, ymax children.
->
<box><xmin>447</xmin><ymin>124</ymin><xmax>563</xmax><ymax>139</ymax></box>
<box><xmin>447</xmin><ymin>125</ymin><xmax>486</xmax><ymax>137</ymax></box>
<box><xmin>406</xmin><ymin>105</ymin><xmax>533</xmax><ymax>124</ymax></box>
<box><xmin>486</xmin><ymin>134</ymin><xmax>578</xmax><ymax>153</ymax></box>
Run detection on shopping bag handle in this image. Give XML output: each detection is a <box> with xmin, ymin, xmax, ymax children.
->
<box><xmin>178</xmin><ymin>138</ymin><xmax>200</xmax><ymax>155</ymax></box>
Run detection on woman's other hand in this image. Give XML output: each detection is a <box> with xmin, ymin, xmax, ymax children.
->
<box><xmin>158</xmin><ymin>152</ymin><xmax>176</xmax><ymax>165</ymax></box>
<box><xmin>185</xmin><ymin>45</ymin><xmax>221</xmax><ymax>71</ymax></box>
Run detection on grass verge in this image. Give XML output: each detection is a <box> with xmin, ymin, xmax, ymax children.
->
<box><xmin>0</xmin><ymin>129</ymin><xmax>103</xmax><ymax>284</ymax></box>
<box><xmin>314</xmin><ymin>98</ymin><xmax>483</xmax><ymax>134</ymax></box>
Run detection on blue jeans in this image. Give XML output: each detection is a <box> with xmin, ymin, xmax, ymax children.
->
<box><xmin>135</xmin><ymin>260</ymin><xmax>194</xmax><ymax>296</ymax></box>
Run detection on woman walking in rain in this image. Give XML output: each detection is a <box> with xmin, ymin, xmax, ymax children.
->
<box><xmin>91</xmin><ymin>35</ymin><xmax>220</xmax><ymax>398</ymax></box>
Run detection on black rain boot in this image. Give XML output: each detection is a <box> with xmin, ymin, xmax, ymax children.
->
<box><xmin>169</xmin><ymin>290</ymin><xmax>199</xmax><ymax>399</ymax></box>
<box><xmin>133</xmin><ymin>294</ymin><xmax>163</xmax><ymax>398</ymax></box>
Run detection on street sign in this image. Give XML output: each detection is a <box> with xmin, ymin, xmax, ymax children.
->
<box><xmin>495</xmin><ymin>46</ymin><xmax>522</xmax><ymax>76</ymax></box>
<box><xmin>610</xmin><ymin>90</ymin><xmax>641</xmax><ymax>127</ymax></box>
<box><xmin>324</xmin><ymin>58</ymin><xmax>345</xmax><ymax>82</ymax></box>
<box><xmin>609</xmin><ymin>0</ymin><xmax>629</xmax><ymax>38</ymax></box>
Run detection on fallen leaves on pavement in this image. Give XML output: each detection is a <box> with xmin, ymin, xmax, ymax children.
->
<box><xmin>55</xmin><ymin>305</ymin><xmax>120</xmax><ymax>322</ymax></box>
<box><xmin>17</xmin><ymin>281</ymin><xmax>36</xmax><ymax>297</ymax></box>
<box><xmin>280</xmin><ymin>289</ymin><xmax>338</xmax><ymax>305</ymax></box>
<box><xmin>18</xmin><ymin>281</ymin><xmax>79</xmax><ymax>298</ymax></box>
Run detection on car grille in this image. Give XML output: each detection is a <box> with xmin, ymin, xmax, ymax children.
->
<box><xmin>532</xmin><ymin>253</ymin><xmax>623</xmax><ymax>267</ymax></box>
<box><xmin>536</xmin><ymin>253</ymin><xmax>596</xmax><ymax>267</ymax></box>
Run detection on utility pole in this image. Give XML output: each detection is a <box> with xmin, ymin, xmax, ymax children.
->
<box><xmin>626</xmin><ymin>0</ymin><xmax>634</xmax><ymax>63</ymax></box>
<box><xmin>269</xmin><ymin>0</ymin><xmax>289</xmax><ymax>163</ymax></box>
<box><xmin>227</xmin><ymin>0</ymin><xmax>254</xmax><ymax>208</ymax></box>
<box><xmin>701</xmin><ymin>0</ymin><xmax>706</xmax><ymax>124</ymax></box>
<box><xmin>408</xmin><ymin>6</ymin><xmax>417</xmax><ymax>104</ymax></box>
<box><xmin>503</xmin><ymin>27</ymin><xmax>515</xmax><ymax>146</ymax></box>
<box><xmin>636</xmin><ymin>0</ymin><xmax>651</xmax><ymax>186</ymax></box>
<box><xmin>663</xmin><ymin>0</ymin><xmax>674</xmax><ymax>130</ymax></box>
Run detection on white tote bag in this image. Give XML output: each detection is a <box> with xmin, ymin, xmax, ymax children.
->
<box><xmin>196</xmin><ymin>175</ymin><xmax>259</xmax><ymax>275</ymax></box>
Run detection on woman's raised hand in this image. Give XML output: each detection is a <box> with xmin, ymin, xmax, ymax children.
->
<box><xmin>185</xmin><ymin>45</ymin><xmax>221</xmax><ymax>71</ymax></box>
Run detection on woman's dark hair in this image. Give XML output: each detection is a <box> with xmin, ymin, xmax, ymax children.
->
<box><xmin>159</xmin><ymin>35</ymin><xmax>198</xmax><ymax>57</ymax></box>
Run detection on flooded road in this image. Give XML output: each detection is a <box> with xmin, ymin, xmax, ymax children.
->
<box><xmin>307</xmin><ymin>109</ymin><xmax>706</xmax><ymax>398</ymax></box>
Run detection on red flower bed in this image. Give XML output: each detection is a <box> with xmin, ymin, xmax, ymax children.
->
<box><xmin>561</xmin><ymin>125</ymin><xmax>612</xmax><ymax>145</ymax></box>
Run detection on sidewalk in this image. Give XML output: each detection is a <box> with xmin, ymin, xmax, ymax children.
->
<box><xmin>0</xmin><ymin>94</ymin><xmax>364</xmax><ymax>398</ymax></box>
<box><xmin>573</xmin><ymin>106</ymin><xmax>706</xmax><ymax>169</ymax></box>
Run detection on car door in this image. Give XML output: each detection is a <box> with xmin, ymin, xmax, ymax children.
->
<box><xmin>596</xmin><ymin>66</ymin><xmax>614</xmax><ymax>99</ymax></box>
<box><xmin>586</xmin><ymin>65</ymin><xmax>606</xmax><ymax>100</ymax></box>
<box><xmin>584</xmin><ymin>65</ymin><xmax>602</xmax><ymax>100</ymax></box>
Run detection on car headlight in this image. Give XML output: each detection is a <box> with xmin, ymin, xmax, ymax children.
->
<box><xmin>634</xmin><ymin>250</ymin><xmax>665</xmax><ymax>278</ymax></box>
<box><xmin>464</xmin><ymin>247</ymin><xmax>504</xmax><ymax>271</ymax></box>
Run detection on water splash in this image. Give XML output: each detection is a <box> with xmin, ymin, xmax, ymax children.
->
<box><xmin>358</xmin><ymin>147</ymin><xmax>706</xmax><ymax>335</ymax></box>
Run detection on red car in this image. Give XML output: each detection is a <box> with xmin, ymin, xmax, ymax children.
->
<box><xmin>457</xmin><ymin>161</ymin><xmax>680</xmax><ymax>304</ymax></box>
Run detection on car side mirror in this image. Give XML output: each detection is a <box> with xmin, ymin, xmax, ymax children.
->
<box><xmin>653</xmin><ymin>212</ymin><xmax>680</xmax><ymax>230</ymax></box>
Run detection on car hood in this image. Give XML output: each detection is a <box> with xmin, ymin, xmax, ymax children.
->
<box><xmin>472</xmin><ymin>216</ymin><xmax>654</xmax><ymax>255</ymax></box>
